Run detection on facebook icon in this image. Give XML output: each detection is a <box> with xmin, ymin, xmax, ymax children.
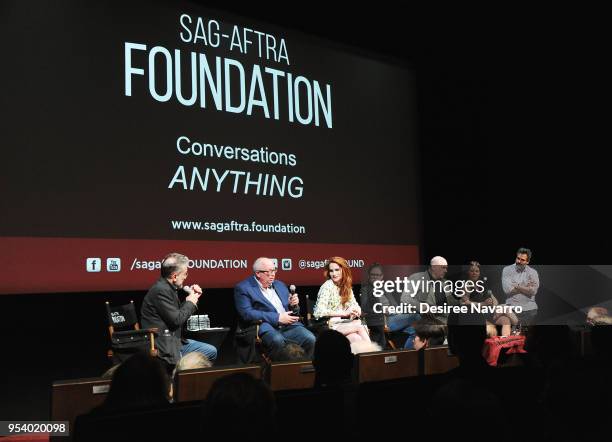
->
<box><xmin>86</xmin><ymin>258</ymin><xmax>101</xmax><ymax>272</ymax></box>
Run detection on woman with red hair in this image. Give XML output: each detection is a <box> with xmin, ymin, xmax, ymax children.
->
<box><xmin>313</xmin><ymin>257</ymin><xmax>371</xmax><ymax>343</ymax></box>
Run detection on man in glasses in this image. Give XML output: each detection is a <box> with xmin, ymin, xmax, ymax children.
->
<box><xmin>234</xmin><ymin>257</ymin><xmax>315</xmax><ymax>360</ymax></box>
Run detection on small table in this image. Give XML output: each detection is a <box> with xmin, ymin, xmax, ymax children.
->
<box><xmin>186</xmin><ymin>327</ymin><xmax>230</xmax><ymax>350</ymax></box>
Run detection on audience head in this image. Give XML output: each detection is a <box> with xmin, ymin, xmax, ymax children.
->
<box><xmin>413</xmin><ymin>317</ymin><xmax>447</xmax><ymax>350</ymax></box>
<box><xmin>447</xmin><ymin>312</ymin><xmax>487</xmax><ymax>365</ymax></box>
<box><xmin>203</xmin><ymin>373</ymin><xmax>276</xmax><ymax>437</ymax></box>
<box><xmin>175</xmin><ymin>352</ymin><xmax>212</xmax><ymax>372</ymax></box>
<box><xmin>313</xmin><ymin>329</ymin><xmax>353</xmax><ymax>387</ymax></box>
<box><xmin>276</xmin><ymin>342</ymin><xmax>307</xmax><ymax>361</ymax></box>
<box><xmin>591</xmin><ymin>315</ymin><xmax>612</xmax><ymax>325</ymax></box>
<box><xmin>101</xmin><ymin>351</ymin><xmax>170</xmax><ymax>413</ymax></box>
<box><xmin>586</xmin><ymin>306</ymin><xmax>610</xmax><ymax>325</ymax></box>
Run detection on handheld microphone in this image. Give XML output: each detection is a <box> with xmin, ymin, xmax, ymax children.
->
<box><xmin>289</xmin><ymin>284</ymin><xmax>299</xmax><ymax>315</ymax></box>
<box><xmin>184</xmin><ymin>285</ymin><xmax>202</xmax><ymax>295</ymax></box>
<box><xmin>184</xmin><ymin>285</ymin><xmax>199</xmax><ymax>311</ymax></box>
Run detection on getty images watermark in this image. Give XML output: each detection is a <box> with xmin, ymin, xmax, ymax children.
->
<box><xmin>371</xmin><ymin>276</ymin><xmax>523</xmax><ymax>316</ymax></box>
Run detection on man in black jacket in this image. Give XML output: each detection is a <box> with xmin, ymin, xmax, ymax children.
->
<box><xmin>141</xmin><ymin>253</ymin><xmax>217</xmax><ymax>368</ymax></box>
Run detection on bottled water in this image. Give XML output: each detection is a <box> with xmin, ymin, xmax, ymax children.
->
<box><xmin>187</xmin><ymin>314</ymin><xmax>211</xmax><ymax>330</ymax></box>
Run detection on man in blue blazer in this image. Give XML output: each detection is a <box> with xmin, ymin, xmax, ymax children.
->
<box><xmin>234</xmin><ymin>257</ymin><xmax>315</xmax><ymax>360</ymax></box>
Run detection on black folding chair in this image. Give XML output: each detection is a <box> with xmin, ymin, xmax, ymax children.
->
<box><xmin>105</xmin><ymin>300</ymin><xmax>158</xmax><ymax>364</ymax></box>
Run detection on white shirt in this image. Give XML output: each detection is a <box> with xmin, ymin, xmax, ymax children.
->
<box><xmin>502</xmin><ymin>264</ymin><xmax>539</xmax><ymax>311</ymax></box>
<box><xmin>256</xmin><ymin>278</ymin><xmax>285</xmax><ymax>315</ymax></box>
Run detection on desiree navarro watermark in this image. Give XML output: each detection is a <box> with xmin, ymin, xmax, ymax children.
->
<box><xmin>370</xmin><ymin>277</ymin><xmax>523</xmax><ymax>315</ymax></box>
<box><xmin>372</xmin><ymin>302</ymin><xmax>523</xmax><ymax>315</ymax></box>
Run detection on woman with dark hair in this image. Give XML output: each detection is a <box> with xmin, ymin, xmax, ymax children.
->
<box><xmin>313</xmin><ymin>257</ymin><xmax>371</xmax><ymax>343</ymax></box>
<box><xmin>461</xmin><ymin>261</ymin><xmax>495</xmax><ymax>307</ymax></box>
<box><xmin>461</xmin><ymin>261</ymin><xmax>515</xmax><ymax>337</ymax></box>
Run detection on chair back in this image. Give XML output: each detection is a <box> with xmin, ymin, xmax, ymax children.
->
<box><xmin>234</xmin><ymin>322</ymin><xmax>269</xmax><ymax>364</ymax></box>
<box><xmin>105</xmin><ymin>300</ymin><xmax>139</xmax><ymax>332</ymax></box>
<box><xmin>105</xmin><ymin>300</ymin><xmax>157</xmax><ymax>363</ymax></box>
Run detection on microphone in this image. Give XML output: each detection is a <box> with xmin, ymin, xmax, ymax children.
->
<box><xmin>183</xmin><ymin>285</ymin><xmax>199</xmax><ymax>310</ymax></box>
<box><xmin>183</xmin><ymin>285</ymin><xmax>200</xmax><ymax>309</ymax></box>
<box><xmin>289</xmin><ymin>284</ymin><xmax>299</xmax><ymax>315</ymax></box>
<box><xmin>184</xmin><ymin>285</ymin><xmax>202</xmax><ymax>295</ymax></box>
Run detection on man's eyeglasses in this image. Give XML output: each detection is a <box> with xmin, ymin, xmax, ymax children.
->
<box><xmin>257</xmin><ymin>269</ymin><xmax>277</xmax><ymax>275</ymax></box>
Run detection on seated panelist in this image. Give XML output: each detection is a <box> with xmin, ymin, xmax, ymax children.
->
<box><xmin>234</xmin><ymin>257</ymin><xmax>315</xmax><ymax>360</ymax></box>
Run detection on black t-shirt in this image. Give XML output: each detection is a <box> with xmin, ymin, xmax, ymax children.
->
<box><xmin>467</xmin><ymin>281</ymin><xmax>492</xmax><ymax>303</ymax></box>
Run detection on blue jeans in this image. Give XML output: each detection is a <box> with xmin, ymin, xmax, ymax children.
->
<box><xmin>181</xmin><ymin>338</ymin><xmax>218</xmax><ymax>361</ymax></box>
<box><xmin>386</xmin><ymin>313</ymin><xmax>420</xmax><ymax>349</ymax></box>
<box><xmin>261</xmin><ymin>325</ymin><xmax>315</xmax><ymax>359</ymax></box>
